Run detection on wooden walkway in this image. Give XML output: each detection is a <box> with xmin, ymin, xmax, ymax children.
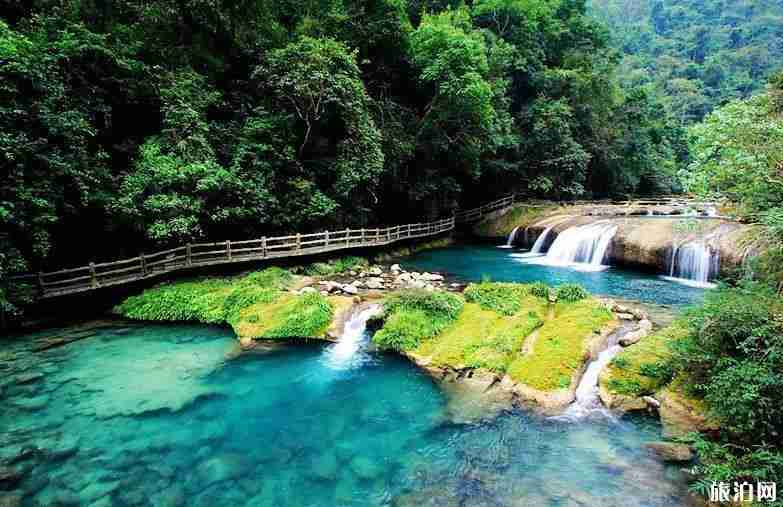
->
<box><xmin>6</xmin><ymin>193</ymin><xmax>726</xmax><ymax>299</ymax></box>
<box><xmin>9</xmin><ymin>218</ymin><xmax>456</xmax><ymax>299</ymax></box>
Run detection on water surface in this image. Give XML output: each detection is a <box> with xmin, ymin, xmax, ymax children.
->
<box><xmin>0</xmin><ymin>323</ymin><xmax>690</xmax><ymax>506</ymax></box>
<box><xmin>403</xmin><ymin>244</ymin><xmax>706</xmax><ymax>306</ymax></box>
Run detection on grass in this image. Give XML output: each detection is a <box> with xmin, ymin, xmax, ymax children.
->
<box><xmin>414</xmin><ymin>300</ymin><xmax>546</xmax><ymax>373</ymax></box>
<box><xmin>463</xmin><ymin>282</ymin><xmax>537</xmax><ymax>315</ymax></box>
<box><xmin>373</xmin><ymin>290</ymin><xmax>464</xmax><ymax>351</ymax></box>
<box><xmin>472</xmin><ymin>204</ymin><xmax>559</xmax><ymax>237</ymax></box>
<box><xmin>604</xmin><ymin>321</ymin><xmax>688</xmax><ymax>396</ymax></box>
<box><xmin>506</xmin><ymin>298</ymin><xmax>614</xmax><ymax>390</ymax></box>
<box><xmin>115</xmin><ymin>267</ymin><xmax>337</xmax><ymax>341</ymax></box>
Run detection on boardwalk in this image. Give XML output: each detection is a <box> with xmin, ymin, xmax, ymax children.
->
<box><xmin>7</xmin><ymin>193</ymin><xmax>724</xmax><ymax>299</ymax></box>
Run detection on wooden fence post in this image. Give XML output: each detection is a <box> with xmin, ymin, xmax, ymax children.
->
<box><xmin>140</xmin><ymin>254</ymin><xmax>147</xmax><ymax>276</ymax></box>
<box><xmin>37</xmin><ymin>272</ymin><xmax>45</xmax><ymax>295</ymax></box>
<box><xmin>345</xmin><ymin>228</ymin><xmax>350</xmax><ymax>246</ymax></box>
<box><xmin>226</xmin><ymin>240</ymin><xmax>232</xmax><ymax>261</ymax></box>
<box><xmin>376</xmin><ymin>228</ymin><xmax>380</xmax><ymax>243</ymax></box>
<box><xmin>296</xmin><ymin>233</ymin><xmax>301</xmax><ymax>250</ymax></box>
<box><xmin>89</xmin><ymin>262</ymin><xmax>97</xmax><ymax>288</ymax></box>
<box><xmin>186</xmin><ymin>244</ymin><xmax>192</xmax><ymax>266</ymax></box>
<box><xmin>262</xmin><ymin>237</ymin><xmax>267</xmax><ymax>258</ymax></box>
<box><xmin>324</xmin><ymin>230</ymin><xmax>330</xmax><ymax>247</ymax></box>
<box><xmin>360</xmin><ymin>228</ymin><xmax>365</xmax><ymax>244</ymax></box>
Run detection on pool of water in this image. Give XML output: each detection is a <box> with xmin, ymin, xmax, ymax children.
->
<box><xmin>1</xmin><ymin>323</ymin><xmax>691</xmax><ymax>506</ymax></box>
<box><xmin>402</xmin><ymin>244</ymin><xmax>707</xmax><ymax>306</ymax></box>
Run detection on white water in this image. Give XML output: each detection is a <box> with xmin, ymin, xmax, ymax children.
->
<box><xmin>498</xmin><ymin>226</ymin><xmax>521</xmax><ymax>249</ymax></box>
<box><xmin>665</xmin><ymin>242</ymin><xmax>718</xmax><ymax>288</ymax></box>
<box><xmin>531</xmin><ymin>225</ymin><xmax>555</xmax><ymax>253</ymax></box>
<box><xmin>518</xmin><ymin>221</ymin><xmax>617</xmax><ymax>271</ymax></box>
<box><xmin>324</xmin><ymin>305</ymin><xmax>382</xmax><ymax>370</ymax></box>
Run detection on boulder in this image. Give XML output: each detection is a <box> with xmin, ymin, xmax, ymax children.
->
<box><xmin>658</xmin><ymin>388</ymin><xmax>720</xmax><ymax>438</ymax></box>
<box><xmin>390</xmin><ymin>264</ymin><xmax>402</xmax><ymax>272</ymax></box>
<box><xmin>420</xmin><ymin>273</ymin><xmax>444</xmax><ymax>282</ymax></box>
<box><xmin>616</xmin><ymin>313</ymin><xmax>635</xmax><ymax>321</ymax></box>
<box><xmin>369</xmin><ymin>267</ymin><xmax>383</xmax><ymax>276</ymax></box>
<box><xmin>642</xmin><ymin>396</ymin><xmax>661</xmax><ymax>409</ymax></box>
<box><xmin>364</xmin><ymin>277</ymin><xmax>384</xmax><ymax>290</ymax></box>
<box><xmin>342</xmin><ymin>284</ymin><xmax>359</xmax><ymax>295</ymax></box>
<box><xmin>644</xmin><ymin>442</ymin><xmax>694</xmax><ymax>462</ymax></box>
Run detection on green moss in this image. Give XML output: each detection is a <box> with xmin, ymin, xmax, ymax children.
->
<box><xmin>506</xmin><ymin>299</ymin><xmax>614</xmax><ymax>390</ymax></box>
<box><xmin>115</xmin><ymin>267</ymin><xmax>335</xmax><ymax>341</ymax></box>
<box><xmin>604</xmin><ymin>321</ymin><xmax>689</xmax><ymax>396</ymax></box>
<box><xmin>373</xmin><ymin>290</ymin><xmax>464</xmax><ymax>351</ymax></box>
<box><xmin>414</xmin><ymin>300</ymin><xmax>545</xmax><ymax>373</ymax></box>
<box><xmin>463</xmin><ymin>282</ymin><xmax>532</xmax><ymax>315</ymax></box>
<box><xmin>472</xmin><ymin>204</ymin><xmax>559</xmax><ymax>237</ymax></box>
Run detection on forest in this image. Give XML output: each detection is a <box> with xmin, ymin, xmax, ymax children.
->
<box><xmin>2</xmin><ymin>0</ymin><xmax>783</xmax><ymax>502</ymax></box>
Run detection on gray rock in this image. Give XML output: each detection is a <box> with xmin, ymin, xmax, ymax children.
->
<box><xmin>197</xmin><ymin>453</ymin><xmax>245</xmax><ymax>487</ymax></box>
<box><xmin>299</xmin><ymin>287</ymin><xmax>317</xmax><ymax>294</ymax></box>
<box><xmin>617</xmin><ymin>312</ymin><xmax>635</xmax><ymax>321</ymax></box>
<box><xmin>342</xmin><ymin>284</ymin><xmax>359</xmax><ymax>295</ymax></box>
<box><xmin>642</xmin><ymin>396</ymin><xmax>661</xmax><ymax>409</ymax></box>
<box><xmin>369</xmin><ymin>267</ymin><xmax>383</xmax><ymax>276</ymax></box>
<box><xmin>420</xmin><ymin>273</ymin><xmax>444</xmax><ymax>281</ymax></box>
<box><xmin>364</xmin><ymin>277</ymin><xmax>384</xmax><ymax>290</ymax></box>
<box><xmin>390</xmin><ymin>264</ymin><xmax>402</xmax><ymax>272</ymax></box>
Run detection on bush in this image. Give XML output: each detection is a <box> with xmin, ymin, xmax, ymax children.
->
<box><xmin>530</xmin><ymin>281</ymin><xmax>549</xmax><ymax>299</ymax></box>
<box><xmin>555</xmin><ymin>283</ymin><xmax>588</xmax><ymax>302</ymax></box>
<box><xmin>265</xmin><ymin>292</ymin><xmax>334</xmax><ymax>338</ymax></box>
<box><xmin>374</xmin><ymin>290</ymin><xmax>464</xmax><ymax>351</ymax></box>
<box><xmin>463</xmin><ymin>282</ymin><xmax>529</xmax><ymax>315</ymax></box>
<box><xmin>303</xmin><ymin>256</ymin><xmax>368</xmax><ymax>276</ymax></box>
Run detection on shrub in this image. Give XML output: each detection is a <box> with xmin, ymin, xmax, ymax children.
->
<box><xmin>374</xmin><ymin>290</ymin><xmax>464</xmax><ymax>351</ymax></box>
<box><xmin>303</xmin><ymin>256</ymin><xmax>368</xmax><ymax>276</ymax></box>
<box><xmin>463</xmin><ymin>282</ymin><xmax>529</xmax><ymax>315</ymax></box>
<box><xmin>530</xmin><ymin>281</ymin><xmax>549</xmax><ymax>299</ymax></box>
<box><xmin>555</xmin><ymin>283</ymin><xmax>588</xmax><ymax>302</ymax></box>
<box><xmin>265</xmin><ymin>292</ymin><xmax>333</xmax><ymax>338</ymax></box>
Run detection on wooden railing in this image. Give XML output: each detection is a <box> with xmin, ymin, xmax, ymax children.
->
<box><xmin>8</xmin><ymin>217</ymin><xmax>455</xmax><ymax>299</ymax></box>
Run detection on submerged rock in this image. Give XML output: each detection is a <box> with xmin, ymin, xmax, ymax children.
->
<box><xmin>0</xmin><ymin>493</ymin><xmax>22</xmax><ymax>507</ymax></box>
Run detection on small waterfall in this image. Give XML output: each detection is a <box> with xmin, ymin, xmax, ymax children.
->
<box><xmin>666</xmin><ymin>242</ymin><xmax>719</xmax><ymax>287</ymax></box>
<box><xmin>324</xmin><ymin>305</ymin><xmax>382</xmax><ymax>370</ymax></box>
<box><xmin>543</xmin><ymin>221</ymin><xmax>618</xmax><ymax>267</ymax></box>
<box><xmin>560</xmin><ymin>344</ymin><xmax>623</xmax><ymax>420</ymax></box>
<box><xmin>531</xmin><ymin>226</ymin><xmax>555</xmax><ymax>254</ymax></box>
<box><xmin>498</xmin><ymin>227</ymin><xmax>520</xmax><ymax>249</ymax></box>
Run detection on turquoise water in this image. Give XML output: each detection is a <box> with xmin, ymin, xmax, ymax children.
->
<box><xmin>403</xmin><ymin>244</ymin><xmax>707</xmax><ymax>306</ymax></box>
<box><xmin>1</xmin><ymin>323</ymin><xmax>690</xmax><ymax>506</ymax></box>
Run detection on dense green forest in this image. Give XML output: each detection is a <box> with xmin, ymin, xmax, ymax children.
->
<box><xmin>1</xmin><ymin>0</ymin><xmax>689</xmax><ymax>281</ymax></box>
<box><xmin>590</xmin><ymin>0</ymin><xmax>783</xmax><ymax>124</ymax></box>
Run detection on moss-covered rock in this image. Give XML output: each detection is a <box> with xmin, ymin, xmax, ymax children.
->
<box><xmin>472</xmin><ymin>204</ymin><xmax>562</xmax><ymax>238</ymax></box>
<box><xmin>115</xmin><ymin>268</ymin><xmax>354</xmax><ymax>343</ymax></box>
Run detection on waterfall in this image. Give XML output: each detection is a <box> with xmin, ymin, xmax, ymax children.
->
<box><xmin>543</xmin><ymin>222</ymin><xmax>617</xmax><ymax>268</ymax></box>
<box><xmin>559</xmin><ymin>344</ymin><xmax>623</xmax><ymax>420</ymax></box>
<box><xmin>531</xmin><ymin>225</ymin><xmax>555</xmax><ymax>253</ymax></box>
<box><xmin>324</xmin><ymin>305</ymin><xmax>382</xmax><ymax>370</ymax></box>
<box><xmin>665</xmin><ymin>242</ymin><xmax>719</xmax><ymax>287</ymax></box>
<box><xmin>504</xmin><ymin>227</ymin><xmax>521</xmax><ymax>248</ymax></box>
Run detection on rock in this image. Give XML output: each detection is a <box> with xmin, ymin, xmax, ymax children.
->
<box><xmin>349</xmin><ymin>456</ymin><xmax>382</xmax><ymax>480</ymax></box>
<box><xmin>369</xmin><ymin>267</ymin><xmax>383</xmax><ymax>276</ymax></box>
<box><xmin>318</xmin><ymin>281</ymin><xmax>342</xmax><ymax>293</ymax></box>
<box><xmin>342</xmin><ymin>284</ymin><xmax>359</xmax><ymax>295</ymax></box>
<box><xmin>80</xmin><ymin>480</ymin><xmax>120</xmax><ymax>503</ymax></box>
<box><xmin>0</xmin><ymin>467</ymin><xmax>25</xmax><ymax>490</ymax></box>
<box><xmin>619</xmin><ymin>321</ymin><xmax>652</xmax><ymax>347</ymax></box>
<box><xmin>154</xmin><ymin>485</ymin><xmax>186</xmax><ymax>507</ymax></box>
<box><xmin>197</xmin><ymin>454</ymin><xmax>245</xmax><ymax>487</ymax></box>
<box><xmin>658</xmin><ymin>388</ymin><xmax>720</xmax><ymax>438</ymax></box>
<box><xmin>616</xmin><ymin>313</ymin><xmax>635</xmax><ymax>321</ymax></box>
<box><xmin>409</xmin><ymin>280</ymin><xmax>427</xmax><ymax>289</ymax></box>
<box><xmin>364</xmin><ymin>277</ymin><xmax>384</xmax><ymax>290</ymax></box>
<box><xmin>420</xmin><ymin>272</ymin><xmax>444</xmax><ymax>281</ymax></box>
<box><xmin>0</xmin><ymin>493</ymin><xmax>22</xmax><ymax>507</ymax></box>
<box><xmin>642</xmin><ymin>396</ymin><xmax>661</xmax><ymax>409</ymax></box>
<box><xmin>299</xmin><ymin>286</ymin><xmax>317</xmax><ymax>294</ymax></box>
<box><xmin>13</xmin><ymin>394</ymin><xmax>49</xmax><ymax>412</ymax></box>
<box><xmin>14</xmin><ymin>373</ymin><xmax>43</xmax><ymax>385</ymax></box>
<box><xmin>645</xmin><ymin>442</ymin><xmax>694</xmax><ymax>462</ymax></box>
<box><xmin>394</xmin><ymin>273</ymin><xmax>413</xmax><ymax>284</ymax></box>
<box><xmin>311</xmin><ymin>452</ymin><xmax>339</xmax><ymax>481</ymax></box>
<box><xmin>390</xmin><ymin>264</ymin><xmax>401</xmax><ymax>272</ymax></box>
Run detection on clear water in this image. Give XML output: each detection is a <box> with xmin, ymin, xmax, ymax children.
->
<box><xmin>1</xmin><ymin>323</ymin><xmax>690</xmax><ymax>506</ymax></box>
<box><xmin>403</xmin><ymin>244</ymin><xmax>706</xmax><ymax>306</ymax></box>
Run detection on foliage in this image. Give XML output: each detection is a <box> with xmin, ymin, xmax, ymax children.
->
<box><xmin>373</xmin><ymin>290</ymin><xmax>464</xmax><ymax>351</ymax></box>
<box><xmin>302</xmin><ymin>256</ymin><xmax>368</xmax><ymax>276</ymax></box>
<box><xmin>555</xmin><ymin>283</ymin><xmax>588</xmax><ymax>302</ymax></box>
<box><xmin>529</xmin><ymin>281</ymin><xmax>549</xmax><ymax>299</ymax></box>
<box><xmin>463</xmin><ymin>282</ymin><xmax>530</xmax><ymax>315</ymax></box>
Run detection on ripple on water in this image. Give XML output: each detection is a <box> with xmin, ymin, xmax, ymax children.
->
<box><xmin>0</xmin><ymin>324</ymin><xmax>691</xmax><ymax>506</ymax></box>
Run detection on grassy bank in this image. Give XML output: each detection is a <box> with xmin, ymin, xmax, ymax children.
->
<box><xmin>374</xmin><ymin>282</ymin><xmax>613</xmax><ymax>391</ymax></box>
<box><xmin>115</xmin><ymin>267</ymin><xmax>340</xmax><ymax>341</ymax></box>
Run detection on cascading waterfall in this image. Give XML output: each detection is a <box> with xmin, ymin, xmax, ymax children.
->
<box><xmin>665</xmin><ymin>242</ymin><xmax>719</xmax><ymax>287</ymax></box>
<box><xmin>499</xmin><ymin>226</ymin><xmax>521</xmax><ymax>249</ymax></box>
<box><xmin>541</xmin><ymin>221</ymin><xmax>618</xmax><ymax>268</ymax></box>
<box><xmin>530</xmin><ymin>225</ymin><xmax>555</xmax><ymax>253</ymax></box>
<box><xmin>324</xmin><ymin>305</ymin><xmax>382</xmax><ymax>370</ymax></box>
